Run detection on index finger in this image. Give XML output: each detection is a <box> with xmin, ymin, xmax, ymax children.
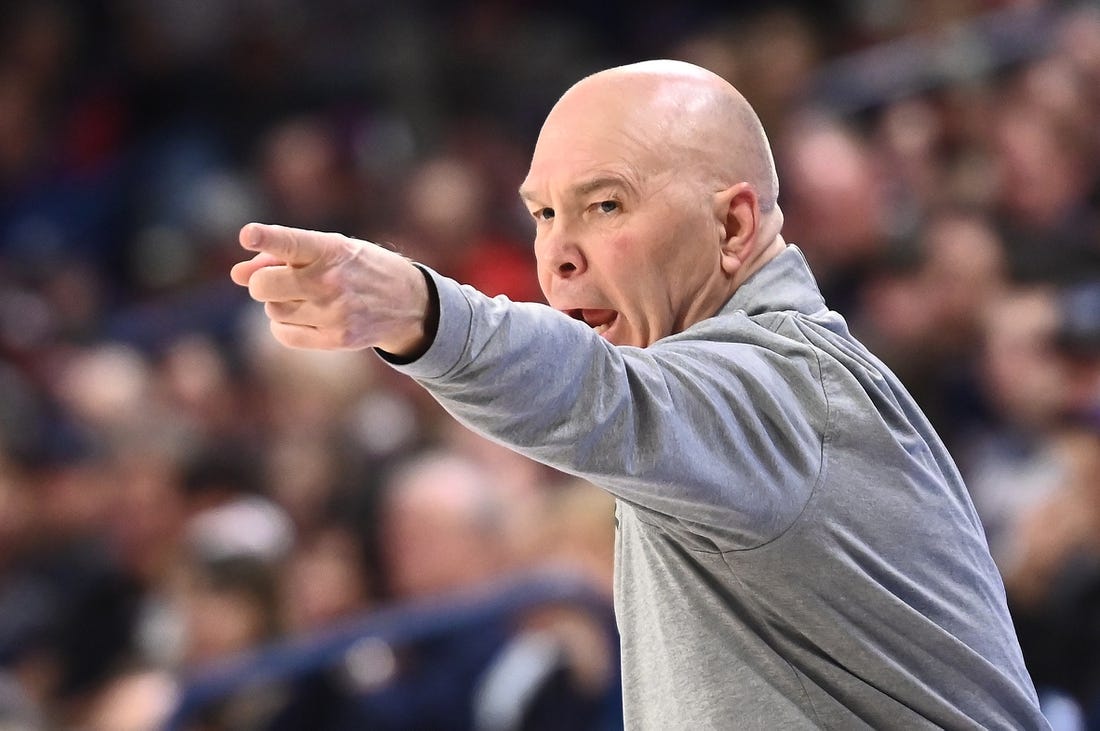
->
<box><xmin>239</xmin><ymin>223</ymin><xmax>339</xmax><ymax>267</ymax></box>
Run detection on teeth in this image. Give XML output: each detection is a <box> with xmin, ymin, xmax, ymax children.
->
<box><xmin>594</xmin><ymin>322</ymin><xmax>610</xmax><ymax>335</ymax></box>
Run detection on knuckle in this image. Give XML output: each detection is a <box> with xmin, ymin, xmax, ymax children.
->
<box><xmin>334</xmin><ymin>234</ymin><xmax>362</xmax><ymax>262</ymax></box>
<box><xmin>315</xmin><ymin>267</ymin><xmax>344</xmax><ymax>301</ymax></box>
<box><xmin>284</xmin><ymin>231</ymin><xmax>302</xmax><ymax>263</ymax></box>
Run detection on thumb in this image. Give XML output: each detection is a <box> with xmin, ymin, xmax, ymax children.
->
<box><xmin>230</xmin><ymin>251</ymin><xmax>285</xmax><ymax>286</ymax></box>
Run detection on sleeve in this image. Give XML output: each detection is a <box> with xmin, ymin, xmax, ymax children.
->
<box><xmin>388</xmin><ymin>269</ymin><xmax>826</xmax><ymax>548</ymax></box>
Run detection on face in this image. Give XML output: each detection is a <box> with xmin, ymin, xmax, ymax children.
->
<box><xmin>520</xmin><ymin>95</ymin><xmax>729</xmax><ymax>348</ymax></box>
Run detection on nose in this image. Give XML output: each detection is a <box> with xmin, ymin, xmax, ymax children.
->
<box><xmin>536</xmin><ymin>224</ymin><xmax>586</xmax><ymax>281</ymax></box>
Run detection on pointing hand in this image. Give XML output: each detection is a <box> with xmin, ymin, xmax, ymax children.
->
<box><xmin>230</xmin><ymin>223</ymin><xmax>433</xmax><ymax>356</ymax></box>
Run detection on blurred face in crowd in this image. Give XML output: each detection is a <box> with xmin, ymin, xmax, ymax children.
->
<box><xmin>778</xmin><ymin>118</ymin><xmax>883</xmax><ymax>269</ymax></box>
<box><xmin>521</xmin><ymin>61</ymin><xmax>782</xmax><ymax>348</ymax></box>
<box><xmin>381</xmin><ymin>453</ymin><xmax>507</xmax><ymax>600</ymax></box>
<box><xmin>981</xmin><ymin>289</ymin><xmax>1070</xmax><ymax>429</ymax></box>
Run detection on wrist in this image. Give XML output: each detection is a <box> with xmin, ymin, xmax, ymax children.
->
<box><xmin>377</xmin><ymin>265</ymin><xmax>440</xmax><ymax>363</ymax></box>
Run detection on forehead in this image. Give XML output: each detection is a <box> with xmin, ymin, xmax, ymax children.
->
<box><xmin>521</xmin><ymin>107</ymin><xmax>658</xmax><ymax>200</ymax></box>
<box><xmin>519</xmin><ymin>168</ymin><xmax>641</xmax><ymax>206</ymax></box>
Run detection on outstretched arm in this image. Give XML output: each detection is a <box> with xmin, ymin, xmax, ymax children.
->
<box><xmin>229</xmin><ymin>222</ymin><xmax>434</xmax><ymax>357</ymax></box>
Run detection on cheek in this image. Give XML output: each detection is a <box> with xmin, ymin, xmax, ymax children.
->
<box><xmin>601</xmin><ymin>221</ymin><xmax>655</xmax><ymax>264</ymax></box>
<box><xmin>600</xmin><ymin>232</ymin><xmax>635</xmax><ymax>263</ymax></box>
<box><xmin>604</xmin><ymin>220</ymin><xmax>683</xmax><ymax>288</ymax></box>
<box><xmin>608</xmin><ymin>226</ymin><xmax>673</xmax><ymax>278</ymax></box>
<box><xmin>597</xmin><ymin>234</ymin><xmax>650</xmax><ymax>292</ymax></box>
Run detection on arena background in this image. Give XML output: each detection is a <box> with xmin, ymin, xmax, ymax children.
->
<box><xmin>0</xmin><ymin>1</ymin><xmax>1098</xmax><ymax>729</ymax></box>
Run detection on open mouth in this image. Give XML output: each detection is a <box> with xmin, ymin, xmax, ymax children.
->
<box><xmin>566</xmin><ymin>308</ymin><xmax>618</xmax><ymax>338</ymax></box>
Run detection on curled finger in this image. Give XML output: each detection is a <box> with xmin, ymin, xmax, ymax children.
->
<box><xmin>268</xmin><ymin>320</ymin><xmax>321</xmax><ymax>350</ymax></box>
<box><xmin>247</xmin><ymin>265</ymin><xmax>313</xmax><ymax>303</ymax></box>
<box><xmin>268</xmin><ymin>320</ymin><xmax>349</xmax><ymax>350</ymax></box>
<box><xmin>264</xmin><ymin>299</ymin><xmax>310</xmax><ymax>325</ymax></box>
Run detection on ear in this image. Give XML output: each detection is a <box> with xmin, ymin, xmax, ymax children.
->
<box><xmin>714</xmin><ymin>182</ymin><xmax>760</xmax><ymax>278</ymax></box>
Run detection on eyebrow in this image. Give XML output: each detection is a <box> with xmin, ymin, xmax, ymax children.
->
<box><xmin>518</xmin><ymin>174</ymin><xmax>636</xmax><ymax>205</ymax></box>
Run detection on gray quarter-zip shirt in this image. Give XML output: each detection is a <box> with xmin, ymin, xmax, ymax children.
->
<box><xmin>387</xmin><ymin>245</ymin><xmax>1048</xmax><ymax>730</ymax></box>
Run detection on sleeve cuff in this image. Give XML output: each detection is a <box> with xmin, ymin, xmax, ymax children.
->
<box><xmin>376</xmin><ymin>265</ymin><xmax>474</xmax><ymax>380</ymax></box>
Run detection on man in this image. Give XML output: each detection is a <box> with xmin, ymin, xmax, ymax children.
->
<box><xmin>231</xmin><ymin>61</ymin><xmax>1049</xmax><ymax>729</ymax></box>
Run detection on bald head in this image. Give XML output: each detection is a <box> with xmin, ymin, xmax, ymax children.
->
<box><xmin>543</xmin><ymin>60</ymin><xmax>779</xmax><ymax>212</ymax></box>
<box><xmin>522</xmin><ymin>60</ymin><xmax>788</xmax><ymax>348</ymax></box>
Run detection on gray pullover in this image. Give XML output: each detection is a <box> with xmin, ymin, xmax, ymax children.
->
<box><xmin>389</xmin><ymin>246</ymin><xmax>1049</xmax><ymax>730</ymax></box>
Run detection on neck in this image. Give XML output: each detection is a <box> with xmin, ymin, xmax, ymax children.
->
<box><xmin>732</xmin><ymin>234</ymin><xmax>786</xmax><ymax>291</ymax></box>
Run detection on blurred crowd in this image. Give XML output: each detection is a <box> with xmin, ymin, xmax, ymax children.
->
<box><xmin>0</xmin><ymin>0</ymin><xmax>1099</xmax><ymax>729</ymax></box>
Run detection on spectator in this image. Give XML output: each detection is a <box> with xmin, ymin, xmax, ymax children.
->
<box><xmin>376</xmin><ymin>450</ymin><xmax>513</xmax><ymax>602</ymax></box>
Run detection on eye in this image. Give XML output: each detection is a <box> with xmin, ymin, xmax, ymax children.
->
<box><xmin>532</xmin><ymin>207</ymin><xmax>555</xmax><ymax>221</ymax></box>
<box><xmin>597</xmin><ymin>200</ymin><xmax>619</xmax><ymax>214</ymax></box>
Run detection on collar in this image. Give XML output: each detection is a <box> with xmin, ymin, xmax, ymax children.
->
<box><xmin>719</xmin><ymin>244</ymin><xmax>827</xmax><ymax>319</ymax></box>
